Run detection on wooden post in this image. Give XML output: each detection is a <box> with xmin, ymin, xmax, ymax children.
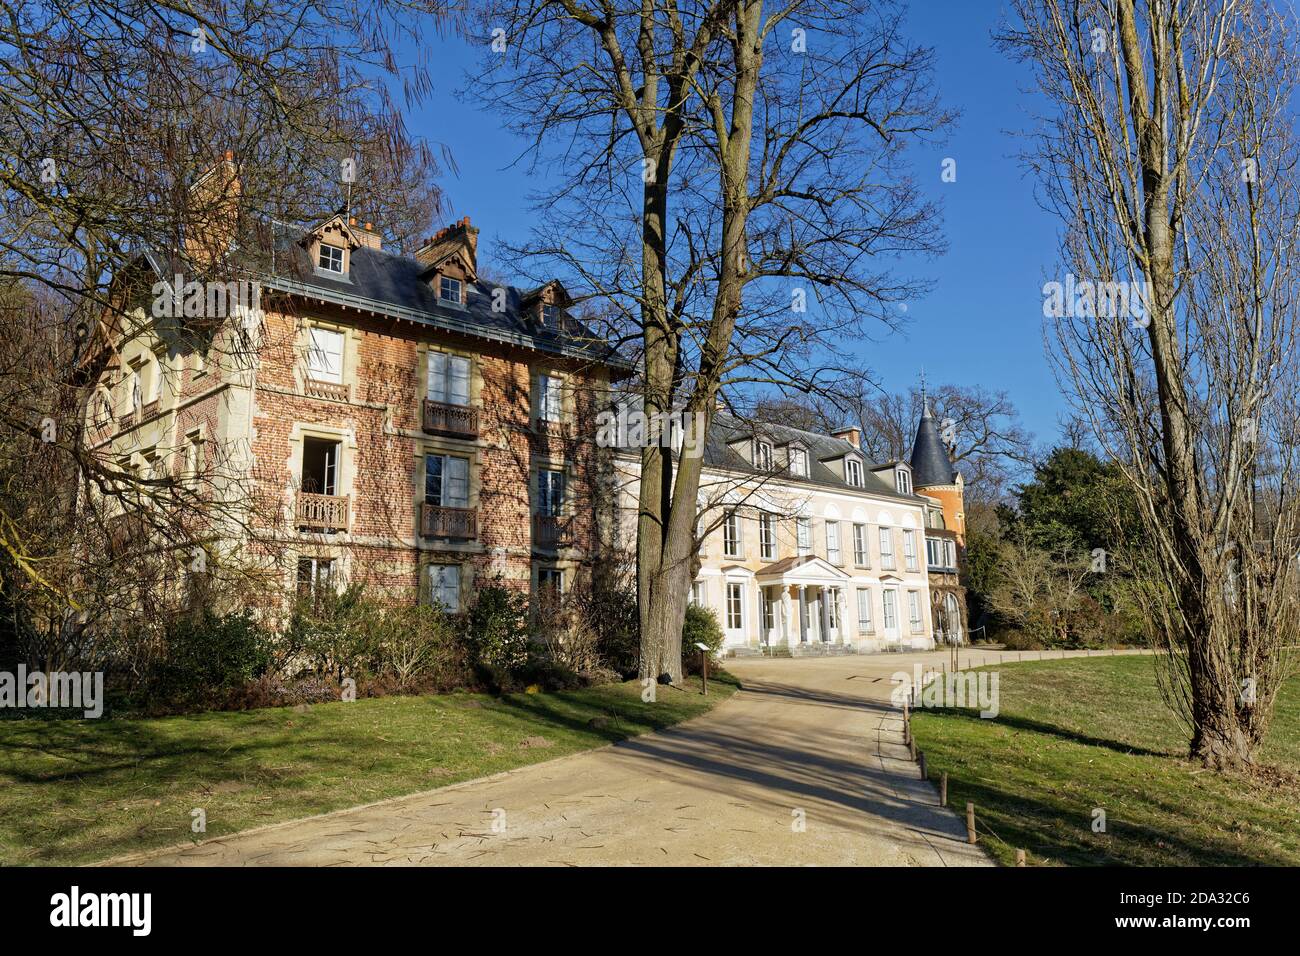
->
<box><xmin>701</xmin><ymin>649</ymin><xmax>708</xmax><ymax>696</ymax></box>
<box><xmin>966</xmin><ymin>802</ymin><xmax>977</xmax><ymax>844</ymax></box>
<box><xmin>918</xmin><ymin>751</ymin><xmax>927</xmax><ymax>779</ymax></box>
<box><xmin>902</xmin><ymin>699</ymin><xmax>910</xmax><ymax>743</ymax></box>
<box><xmin>940</xmin><ymin>771</ymin><xmax>948</xmax><ymax>807</ymax></box>
<box><xmin>1015</xmin><ymin>849</ymin><xmax>1026</xmax><ymax>867</ymax></box>
<box><xmin>909</xmin><ymin>736</ymin><xmax>917</xmax><ymax>761</ymax></box>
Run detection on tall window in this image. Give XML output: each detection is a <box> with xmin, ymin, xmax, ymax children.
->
<box><xmin>185</xmin><ymin>430</ymin><xmax>205</xmax><ymax>477</ymax></box>
<box><xmin>789</xmin><ymin>447</ymin><xmax>808</xmax><ymax>477</ymax></box>
<box><xmin>756</xmin><ymin>441</ymin><xmax>773</xmax><ymax>470</ymax></box>
<box><xmin>538</xmin><ymin>567</ymin><xmax>564</xmax><ymax>601</ymax></box>
<box><xmin>439</xmin><ymin>275</ymin><xmax>462</xmax><ymax>304</ymax></box>
<box><xmin>796</xmin><ymin>518</ymin><xmax>811</xmax><ymax>556</ymax></box>
<box><xmin>428</xmin><ymin>564</ymin><xmax>461</xmax><ymax>612</ymax></box>
<box><xmin>425</xmin><ymin>454</ymin><xmax>469</xmax><ymax>507</ymax></box>
<box><xmin>879</xmin><ymin>527</ymin><xmax>896</xmax><ymax>569</ymax></box>
<box><xmin>691</xmin><ymin>581</ymin><xmax>706</xmax><ymax>606</ymax></box>
<box><xmin>926</xmin><ymin>537</ymin><xmax>942</xmax><ymax>568</ymax></box>
<box><xmin>759</xmin><ymin>512</ymin><xmax>775</xmax><ymax>560</ymax></box>
<box><xmin>856</xmin><ymin>588</ymin><xmax>874</xmax><ymax>631</ymax></box>
<box><xmin>903</xmin><ymin>530</ymin><xmax>919</xmax><ymax>571</ymax></box>
<box><xmin>908</xmin><ymin>590</ymin><xmax>923</xmax><ymax>632</ymax></box>
<box><xmin>896</xmin><ymin>468</ymin><xmax>912</xmax><ymax>494</ymax></box>
<box><xmin>306</xmin><ymin>327</ymin><xmax>344</xmax><ymax>383</ymax></box>
<box><xmin>826</xmin><ymin>522</ymin><xmax>841</xmax><ymax>564</ymax></box>
<box><xmin>882</xmin><ymin>590</ymin><xmax>898</xmax><ymax>630</ymax></box>
<box><xmin>318</xmin><ymin>244</ymin><xmax>344</xmax><ymax>274</ymax></box>
<box><xmin>538</xmin><ymin>374</ymin><xmax>563</xmax><ymax>422</ymax></box>
<box><xmin>538</xmin><ymin>469</ymin><xmax>565</xmax><ymax>516</ymax></box>
<box><xmin>726</xmin><ymin>582</ymin><xmax>743</xmax><ymax>630</ymax></box>
<box><xmin>427</xmin><ymin>352</ymin><xmax>470</xmax><ymax>405</ymax></box>
<box><xmin>853</xmin><ymin>524</ymin><xmax>869</xmax><ymax>566</ymax></box>
<box><xmin>846</xmin><ymin>458</ymin><xmax>864</xmax><ymax>486</ymax></box>
<box><xmin>296</xmin><ymin>556</ymin><xmax>333</xmax><ymax>599</ymax></box>
<box><xmin>723</xmin><ymin>510</ymin><xmax>742</xmax><ymax>557</ymax></box>
<box><xmin>129</xmin><ymin>365</ymin><xmax>143</xmax><ymax>413</ymax></box>
<box><xmin>945</xmin><ymin>540</ymin><xmax>957</xmax><ymax>569</ymax></box>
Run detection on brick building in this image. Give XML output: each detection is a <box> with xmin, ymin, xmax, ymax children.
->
<box><xmin>84</xmin><ymin>189</ymin><xmax>632</xmax><ymax>614</ymax></box>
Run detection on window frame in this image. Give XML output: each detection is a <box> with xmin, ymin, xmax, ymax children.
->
<box><xmin>759</xmin><ymin>512</ymin><xmax>775</xmax><ymax>560</ymax></box>
<box><xmin>846</xmin><ymin>458</ymin><xmax>864</xmax><ymax>487</ymax></box>
<box><xmin>428</xmin><ymin>563</ymin><xmax>462</xmax><ymax>612</ymax></box>
<box><xmin>878</xmin><ymin>526</ymin><xmax>896</xmax><ymax>569</ymax></box>
<box><xmin>723</xmin><ymin>510</ymin><xmax>742</xmax><ymax>558</ymax></box>
<box><xmin>726</xmin><ymin>582</ymin><xmax>744</xmax><ymax>630</ymax></box>
<box><xmin>318</xmin><ymin>243</ymin><xmax>345</xmax><ymax>274</ymax></box>
<box><xmin>903</xmin><ymin>530</ymin><xmax>919</xmax><ymax>571</ymax></box>
<box><xmin>853</xmin><ymin>523</ymin><xmax>870</xmax><ymax>567</ymax></box>
<box><xmin>856</xmin><ymin>587</ymin><xmax>874</xmax><ymax>631</ymax></box>
<box><xmin>796</xmin><ymin>517</ymin><xmax>811</xmax><ymax>556</ymax></box>
<box><xmin>438</xmin><ymin>275</ymin><xmax>463</xmax><ymax>305</ymax></box>
<box><xmin>306</xmin><ymin>326</ymin><xmax>345</xmax><ymax>384</ymax></box>
<box><xmin>424</xmin><ymin>453</ymin><xmax>470</xmax><ymax>508</ymax></box>
<box><xmin>826</xmin><ymin>521</ymin><xmax>841</xmax><ymax>565</ymax></box>
<box><xmin>426</xmin><ymin>351</ymin><xmax>471</xmax><ymax>406</ymax></box>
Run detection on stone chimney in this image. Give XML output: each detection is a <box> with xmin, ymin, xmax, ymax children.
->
<box><xmin>415</xmin><ymin>216</ymin><xmax>478</xmax><ymax>273</ymax></box>
<box><xmin>833</xmin><ymin>426</ymin><xmax>861</xmax><ymax>449</ymax></box>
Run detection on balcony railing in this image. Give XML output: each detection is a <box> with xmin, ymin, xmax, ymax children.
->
<box><xmin>533</xmin><ymin>514</ymin><xmax>573</xmax><ymax>549</ymax></box>
<box><xmin>296</xmin><ymin>492</ymin><xmax>350</xmax><ymax>533</ymax></box>
<box><xmin>305</xmin><ymin>378</ymin><xmax>349</xmax><ymax>402</ymax></box>
<box><xmin>421</xmin><ymin>503</ymin><xmax>477</xmax><ymax>539</ymax></box>
<box><xmin>422</xmin><ymin>399</ymin><xmax>479</xmax><ymax>438</ymax></box>
<box><xmin>141</xmin><ymin>398</ymin><xmax>161</xmax><ymax>420</ymax></box>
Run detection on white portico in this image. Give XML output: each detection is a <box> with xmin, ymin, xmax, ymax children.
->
<box><xmin>755</xmin><ymin>556</ymin><xmax>852</xmax><ymax>647</ymax></box>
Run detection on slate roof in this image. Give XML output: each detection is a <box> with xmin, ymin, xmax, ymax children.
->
<box><xmin>141</xmin><ymin>225</ymin><xmax>632</xmax><ymax>374</ymax></box>
<box><xmin>908</xmin><ymin>399</ymin><xmax>956</xmax><ymax>487</ymax></box>
<box><xmin>706</xmin><ymin>411</ymin><xmax>925</xmax><ymax>504</ymax></box>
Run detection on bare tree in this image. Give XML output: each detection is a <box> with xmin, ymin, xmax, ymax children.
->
<box><xmin>474</xmin><ymin>0</ymin><xmax>949</xmax><ymax>680</ymax></box>
<box><xmin>1001</xmin><ymin>0</ymin><xmax>1300</xmax><ymax>767</ymax></box>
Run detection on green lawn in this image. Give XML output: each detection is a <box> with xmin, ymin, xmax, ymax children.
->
<box><xmin>911</xmin><ymin>656</ymin><xmax>1300</xmax><ymax>866</ymax></box>
<box><xmin>0</xmin><ymin>673</ymin><xmax>737</xmax><ymax>866</ymax></box>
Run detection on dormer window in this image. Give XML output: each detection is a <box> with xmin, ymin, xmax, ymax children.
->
<box><xmin>847</xmin><ymin>458</ymin><xmax>864</xmax><ymax>487</ymax></box>
<box><xmin>756</xmin><ymin>441</ymin><xmax>773</xmax><ymax>470</ymax></box>
<box><xmin>318</xmin><ymin>244</ymin><xmax>345</xmax><ymax>274</ymax></box>
<box><xmin>439</xmin><ymin>276</ymin><xmax>463</xmax><ymax>305</ymax></box>
<box><xmin>789</xmin><ymin>447</ymin><xmax>808</xmax><ymax>477</ymax></box>
<box><xmin>541</xmin><ymin>304</ymin><xmax>561</xmax><ymax>329</ymax></box>
<box><xmin>896</xmin><ymin>468</ymin><xmax>912</xmax><ymax>495</ymax></box>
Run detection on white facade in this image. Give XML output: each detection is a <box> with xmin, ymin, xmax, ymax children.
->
<box><xmin>615</xmin><ymin>432</ymin><xmax>938</xmax><ymax>654</ymax></box>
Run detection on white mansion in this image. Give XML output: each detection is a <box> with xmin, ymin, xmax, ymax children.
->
<box><xmin>616</xmin><ymin>402</ymin><xmax>969</xmax><ymax>655</ymax></box>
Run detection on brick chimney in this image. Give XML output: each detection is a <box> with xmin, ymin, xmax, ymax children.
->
<box><xmin>415</xmin><ymin>216</ymin><xmax>478</xmax><ymax>273</ymax></box>
<box><xmin>833</xmin><ymin>426</ymin><xmax>861</xmax><ymax>449</ymax></box>
<box><xmin>185</xmin><ymin>150</ymin><xmax>241</xmax><ymax>266</ymax></box>
<box><xmin>348</xmin><ymin>216</ymin><xmax>382</xmax><ymax>251</ymax></box>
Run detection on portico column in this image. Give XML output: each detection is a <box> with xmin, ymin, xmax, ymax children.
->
<box><xmin>819</xmin><ymin>586</ymin><xmax>830</xmax><ymax>643</ymax></box>
<box><xmin>797</xmin><ymin>585</ymin><xmax>808</xmax><ymax>643</ymax></box>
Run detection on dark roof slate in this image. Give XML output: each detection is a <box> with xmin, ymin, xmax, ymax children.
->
<box><xmin>909</xmin><ymin>402</ymin><xmax>956</xmax><ymax>487</ymax></box>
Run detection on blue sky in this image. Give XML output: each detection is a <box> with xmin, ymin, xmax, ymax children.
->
<box><xmin>398</xmin><ymin>1</ymin><xmax>1067</xmax><ymax>447</ymax></box>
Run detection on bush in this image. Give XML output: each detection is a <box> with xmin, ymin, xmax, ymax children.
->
<box><xmin>146</xmin><ymin>609</ymin><xmax>272</xmax><ymax>708</ymax></box>
<box><xmin>681</xmin><ymin>603</ymin><xmax>725</xmax><ymax>675</ymax></box>
<box><xmin>462</xmin><ymin>581</ymin><xmax>530</xmax><ymax>673</ymax></box>
<box><xmin>281</xmin><ymin>583</ymin><xmax>375</xmax><ymax>681</ymax></box>
<box><xmin>368</xmin><ymin>603</ymin><xmax>472</xmax><ymax>691</ymax></box>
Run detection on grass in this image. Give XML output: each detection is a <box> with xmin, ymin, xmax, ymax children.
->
<box><xmin>910</xmin><ymin>656</ymin><xmax>1300</xmax><ymax>866</ymax></box>
<box><xmin>0</xmin><ymin>672</ymin><xmax>738</xmax><ymax>866</ymax></box>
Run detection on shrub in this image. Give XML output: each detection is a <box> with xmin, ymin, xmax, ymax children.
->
<box><xmin>681</xmin><ymin>603</ymin><xmax>724</xmax><ymax>675</ymax></box>
<box><xmin>462</xmin><ymin>581</ymin><xmax>530</xmax><ymax>672</ymax></box>
<box><xmin>146</xmin><ymin>609</ymin><xmax>272</xmax><ymax>708</ymax></box>
<box><xmin>368</xmin><ymin>603</ymin><xmax>472</xmax><ymax>691</ymax></box>
<box><xmin>281</xmin><ymin>583</ymin><xmax>375</xmax><ymax>681</ymax></box>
